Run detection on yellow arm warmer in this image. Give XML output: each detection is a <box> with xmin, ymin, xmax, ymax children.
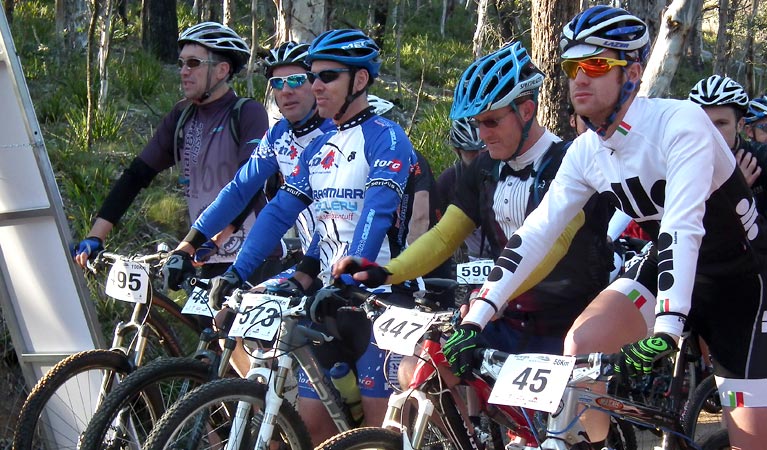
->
<box><xmin>386</xmin><ymin>205</ymin><xmax>586</xmax><ymax>301</ymax></box>
<box><xmin>386</xmin><ymin>205</ymin><xmax>476</xmax><ymax>284</ymax></box>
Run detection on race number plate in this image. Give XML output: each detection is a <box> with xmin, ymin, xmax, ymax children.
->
<box><xmin>181</xmin><ymin>280</ymin><xmax>213</xmax><ymax>317</ymax></box>
<box><xmin>228</xmin><ymin>293</ymin><xmax>293</xmax><ymax>341</ymax></box>
<box><xmin>456</xmin><ymin>259</ymin><xmax>494</xmax><ymax>285</ymax></box>
<box><xmin>489</xmin><ymin>353</ymin><xmax>575</xmax><ymax>413</ymax></box>
<box><xmin>105</xmin><ymin>260</ymin><xmax>150</xmax><ymax>303</ymax></box>
<box><xmin>373</xmin><ymin>306</ymin><xmax>435</xmax><ymax>356</ymax></box>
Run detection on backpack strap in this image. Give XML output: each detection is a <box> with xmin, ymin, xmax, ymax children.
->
<box><xmin>228</xmin><ymin>97</ymin><xmax>251</xmax><ymax>148</ymax></box>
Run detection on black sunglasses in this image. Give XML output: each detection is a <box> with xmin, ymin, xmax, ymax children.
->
<box><xmin>177</xmin><ymin>57</ymin><xmax>218</xmax><ymax>69</ymax></box>
<box><xmin>307</xmin><ymin>68</ymin><xmax>351</xmax><ymax>84</ymax></box>
<box><xmin>269</xmin><ymin>73</ymin><xmax>309</xmax><ymax>90</ymax></box>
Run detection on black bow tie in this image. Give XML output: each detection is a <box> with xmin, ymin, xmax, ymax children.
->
<box><xmin>500</xmin><ymin>163</ymin><xmax>535</xmax><ymax>181</ymax></box>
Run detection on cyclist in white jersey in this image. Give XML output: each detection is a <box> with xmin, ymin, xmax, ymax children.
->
<box><xmin>207</xmin><ymin>29</ymin><xmax>417</xmax><ymax>445</ymax></box>
<box><xmin>442</xmin><ymin>6</ymin><xmax>767</xmax><ymax>449</ymax></box>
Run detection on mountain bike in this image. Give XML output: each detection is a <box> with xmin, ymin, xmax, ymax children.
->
<box><xmin>317</xmin><ymin>313</ymin><xmax>727</xmax><ymax>450</ymax></box>
<box><xmin>141</xmin><ymin>280</ymin><xmax>457</xmax><ymax>450</ymax></box>
<box><xmin>11</xmin><ymin>248</ymin><xmax>202</xmax><ymax>450</ymax></box>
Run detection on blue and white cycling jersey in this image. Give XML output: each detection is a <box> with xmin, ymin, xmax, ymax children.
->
<box><xmin>191</xmin><ymin>114</ymin><xmax>333</xmax><ymax>252</ymax></box>
<box><xmin>231</xmin><ymin>108</ymin><xmax>416</xmax><ymax>282</ymax></box>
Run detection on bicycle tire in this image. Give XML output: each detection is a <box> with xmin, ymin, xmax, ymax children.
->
<box><xmin>682</xmin><ymin>375</ymin><xmax>725</xmax><ymax>444</ymax></box>
<box><xmin>317</xmin><ymin>427</ymin><xmax>402</xmax><ymax>450</ymax></box>
<box><xmin>78</xmin><ymin>356</ymin><xmax>215</xmax><ymax>450</ymax></box>
<box><xmin>700</xmin><ymin>428</ymin><xmax>731</xmax><ymax>450</ymax></box>
<box><xmin>12</xmin><ymin>349</ymin><xmax>132</xmax><ymax>450</ymax></box>
<box><xmin>143</xmin><ymin>377</ymin><xmax>311</xmax><ymax>450</ymax></box>
<box><xmin>607</xmin><ymin>416</ymin><xmax>638</xmax><ymax>450</ymax></box>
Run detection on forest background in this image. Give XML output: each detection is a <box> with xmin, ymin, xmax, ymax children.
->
<box><xmin>1</xmin><ymin>0</ymin><xmax>767</xmax><ymax>445</ymax></box>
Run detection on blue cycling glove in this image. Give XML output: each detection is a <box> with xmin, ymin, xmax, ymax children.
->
<box><xmin>443</xmin><ymin>323</ymin><xmax>483</xmax><ymax>380</ymax></box>
<box><xmin>193</xmin><ymin>240</ymin><xmax>219</xmax><ymax>263</ymax></box>
<box><xmin>615</xmin><ymin>333</ymin><xmax>678</xmax><ymax>380</ymax></box>
<box><xmin>72</xmin><ymin>236</ymin><xmax>103</xmax><ymax>260</ymax></box>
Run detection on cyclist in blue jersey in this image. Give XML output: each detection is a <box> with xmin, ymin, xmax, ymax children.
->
<box><xmin>442</xmin><ymin>6</ymin><xmax>767</xmax><ymax>449</ymax></box>
<box><xmin>73</xmin><ymin>23</ymin><xmax>269</xmax><ymax>278</ymax></box>
<box><xmin>745</xmin><ymin>95</ymin><xmax>767</xmax><ymax>144</ymax></box>
<box><xmin>207</xmin><ymin>29</ymin><xmax>417</xmax><ymax>445</ymax></box>
<box><xmin>162</xmin><ymin>41</ymin><xmax>334</xmax><ymax>291</ymax></box>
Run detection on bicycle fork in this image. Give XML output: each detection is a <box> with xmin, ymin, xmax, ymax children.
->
<box><xmin>381</xmin><ymin>388</ymin><xmax>435</xmax><ymax>450</ymax></box>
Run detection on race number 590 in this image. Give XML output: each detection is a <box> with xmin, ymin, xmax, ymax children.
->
<box><xmin>456</xmin><ymin>260</ymin><xmax>494</xmax><ymax>285</ymax></box>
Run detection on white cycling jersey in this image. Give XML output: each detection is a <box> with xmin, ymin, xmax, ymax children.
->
<box><xmin>467</xmin><ymin>97</ymin><xmax>767</xmax><ymax>337</ymax></box>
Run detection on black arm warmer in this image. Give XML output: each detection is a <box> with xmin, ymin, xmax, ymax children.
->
<box><xmin>97</xmin><ymin>157</ymin><xmax>159</xmax><ymax>224</ymax></box>
<box><xmin>183</xmin><ymin>227</ymin><xmax>210</xmax><ymax>249</ymax></box>
<box><xmin>296</xmin><ymin>256</ymin><xmax>321</xmax><ymax>279</ymax></box>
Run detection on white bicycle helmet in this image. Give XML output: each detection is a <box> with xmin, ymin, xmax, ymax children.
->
<box><xmin>178</xmin><ymin>22</ymin><xmax>250</xmax><ymax>74</ymax></box>
<box><xmin>560</xmin><ymin>5</ymin><xmax>650</xmax><ymax>61</ymax></box>
<box><xmin>367</xmin><ymin>95</ymin><xmax>395</xmax><ymax>116</ymax></box>
<box><xmin>264</xmin><ymin>41</ymin><xmax>310</xmax><ymax>78</ymax></box>
<box><xmin>688</xmin><ymin>75</ymin><xmax>749</xmax><ymax>112</ymax></box>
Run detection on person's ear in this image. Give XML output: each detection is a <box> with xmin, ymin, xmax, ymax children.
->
<box><xmin>737</xmin><ymin>116</ymin><xmax>746</xmax><ymax>134</ymax></box>
<box><xmin>354</xmin><ymin>68</ymin><xmax>370</xmax><ymax>91</ymax></box>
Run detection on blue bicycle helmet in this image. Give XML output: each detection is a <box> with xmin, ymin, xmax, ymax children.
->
<box><xmin>745</xmin><ymin>96</ymin><xmax>767</xmax><ymax>124</ymax></box>
<box><xmin>450</xmin><ymin>41</ymin><xmax>543</xmax><ymax>120</ymax></box>
<box><xmin>264</xmin><ymin>41</ymin><xmax>310</xmax><ymax>78</ymax></box>
<box><xmin>307</xmin><ymin>29</ymin><xmax>381</xmax><ymax>78</ymax></box>
<box><xmin>560</xmin><ymin>5</ymin><xmax>650</xmax><ymax>62</ymax></box>
<box><xmin>449</xmin><ymin>118</ymin><xmax>486</xmax><ymax>152</ymax></box>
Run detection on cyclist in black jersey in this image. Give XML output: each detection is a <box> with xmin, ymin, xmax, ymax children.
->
<box><xmin>689</xmin><ymin>75</ymin><xmax>767</xmax><ymax>214</ymax></box>
<box><xmin>437</xmin><ymin>6</ymin><xmax>767</xmax><ymax>449</ymax></box>
<box><xmin>745</xmin><ymin>95</ymin><xmax>767</xmax><ymax>144</ymax></box>
<box><xmin>72</xmin><ymin>22</ymin><xmax>269</xmax><ymax>281</ymax></box>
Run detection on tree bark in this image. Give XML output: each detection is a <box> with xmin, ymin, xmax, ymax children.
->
<box><xmin>639</xmin><ymin>0</ymin><xmax>704</xmax><ymax>98</ymax></box>
<box><xmin>531</xmin><ymin>0</ymin><xmax>578</xmax><ymax>139</ymax></box>
<box><xmin>367</xmin><ymin>0</ymin><xmax>388</xmax><ymax>48</ymax></box>
<box><xmin>687</xmin><ymin>10</ymin><xmax>703</xmax><ymax>71</ymax></box>
<box><xmin>223</xmin><ymin>0</ymin><xmax>235</xmax><ymax>28</ymax></box>
<box><xmin>713</xmin><ymin>0</ymin><xmax>730</xmax><ymax>74</ymax></box>
<box><xmin>98</xmin><ymin>0</ymin><xmax>115</xmax><ymax>110</ymax></box>
<box><xmin>629</xmin><ymin>0</ymin><xmax>665</xmax><ymax>44</ymax></box>
<box><xmin>472</xmin><ymin>0</ymin><xmax>490</xmax><ymax>58</ymax></box>
<box><xmin>744</xmin><ymin>0</ymin><xmax>759</xmax><ymax>95</ymax></box>
<box><xmin>141</xmin><ymin>0</ymin><xmax>177</xmax><ymax>62</ymax></box>
<box><xmin>273</xmin><ymin>0</ymin><xmax>327</xmax><ymax>44</ymax></box>
<box><xmin>56</xmin><ymin>0</ymin><xmax>90</xmax><ymax>51</ymax></box>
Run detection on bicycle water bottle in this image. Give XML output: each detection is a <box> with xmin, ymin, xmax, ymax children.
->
<box><xmin>329</xmin><ymin>362</ymin><xmax>364</xmax><ymax>425</ymax></box>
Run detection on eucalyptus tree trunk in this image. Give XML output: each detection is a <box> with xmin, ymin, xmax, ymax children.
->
<box><xmin>273</xmin><ymin>0</ymin><xmax>327</xmax><ymax>43</ymax></box>
<box><xmin>97</xmin><ymin>0</ymin><xmax>114</xmax><ymax>110</ymax></box>
<box><xmin>531</xmin><ymin>0</ymin><xmax>578</xmax><ymax>139</ymax></box>
<box><xmin>223</xmin><ymin>0</ymin><xmax>235</xmax><ymax>27</ymax></box>
<box><xmin>393</xmin><ymin>0</ymin><xmax>404</xmax><ymax>96</ymax></box>
<box><xmin>56</xmin><ymin>0</ymin><xmax>90</xmax><ymax>50</ymax></box>
<box><xmin>629</xmin><ymin>0</ymin><xmax>665</xmax><ymax>44</ymax></box>
<box><xmin>713</xmin><ymin>0</ymin><xmax>730</xmax><ymax>74</ymax></box>
<box><xmin>744</xmin><ymin>0</ymin><xmax>759</xmax><ymax>95</ymax></box>
<box><xmin>472</xmin><ymin>0</ymin><xmax>490</xmax><ymax>58</ymax></box>
<box><xmin>639</xmin><ymin>0</ymin><xmax>704</xmax><ymax>98</ymax></box>
<box><xmin>141</xmin><ymin>0</ymin><xmax>177</xmax><ymax>62</ymax></box>
<box><xmin>687</xmin><ymin>11</ymin><xmax>703</xmax><ymax>71</ymax></box>
<box><xmin>85</xmin><ymin>0</ymin><xmax>101</xmax><ymax>150</ymax></box>
<box><xmin>246</xmin><ymin>0</ymin><xmax>260</xmax><ymax>97</ymax></box>
<box><xmin>367</xmin><ymin>0</ymin><xmax>388</xmax><ymax>47</ymax></box>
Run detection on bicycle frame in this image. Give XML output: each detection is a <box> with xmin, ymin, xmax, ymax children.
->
<box><xmin>225</xmin><ymin>295</ymin><xmax>357</xmax><ymax>450</ymax></box>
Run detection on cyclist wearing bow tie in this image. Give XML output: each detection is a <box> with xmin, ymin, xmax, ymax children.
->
<box><xmin>336</xmin><ymin>41</ymin><xmax>614</xmax><ymax>356</ymax></box>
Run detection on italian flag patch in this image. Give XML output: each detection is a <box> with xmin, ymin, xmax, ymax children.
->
<box><xmin>627</xmin><ymin>289</ymin><xmax>647</xmax><ymax>309</ymax></box>
<box><xmin>727</xmin><ymin>391</ymin><xmax>746</xmax><ymax>407</ymax></box>
<box><xmin>616</xmin><ymin>121</ymin><xmax>631</xmax><ymax>136</ymax></box>
<box><xmin>658</xmin><ymin>299</ymin><xmax>671</xmax><ymax>312</ymax></box>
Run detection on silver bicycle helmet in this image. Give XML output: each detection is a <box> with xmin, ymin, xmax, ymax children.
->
<box><xmin>178</xmin><ymin>22</ymin><xmax>250</xmax><ymax>74</ymax></box>
<box><xmin>449</xmin><ymin>118</ymin><xmax>485</xmax><ymax>152</ymax></box>
<box><xmin>689</xmin><ymin>75</ymin><xmax>749</xmax><ymax>112</ymax></box>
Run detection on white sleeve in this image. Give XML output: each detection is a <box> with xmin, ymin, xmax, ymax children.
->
<box><xmin>464</xmin><ymin>143</ymin><xmax>596</xmax><ymax>327</ymax></box>
<box><xmin>652</xmin><ymin>111</ymin><xmax>716</xmax><ymax>337</ymax></box>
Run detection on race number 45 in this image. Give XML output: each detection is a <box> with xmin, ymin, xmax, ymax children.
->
<box><xmin>489</xmin><ymin>353</ymin><xmax>575</xmax><ymax>413</ymax></box>
<box><xmin>105</xmin><ymin>260</ymin><xmax>150</xmax><ymax>303</ymax></box>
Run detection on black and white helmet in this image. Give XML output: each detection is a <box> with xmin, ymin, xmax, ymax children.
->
<box><xmin>178</xmin><ymin>22</ymin><xmax>250</xmax><ymax>74</ymax></box>
<box><xmin>449</xmin><ymin>118</ymin><xmax>485</xmax><ymax>152</ymax></box>
<box><xmin>367</xmin><ymin>95</ymin><xmax>395</xmax><ymax>115</ymax></box>
<box><xmin>688</xmin><ymin>75</ymin><xmax>749</xmax><ymax>111</ymax></box>
<box><xmin>264</xmin><ymin>41</ymin><xmax>310</xmax><ymax>78</ymax></box>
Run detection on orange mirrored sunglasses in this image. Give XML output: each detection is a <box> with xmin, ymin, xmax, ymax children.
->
<box><xmin>561</xmin><ymin>57</ymin><xmax>628</xmax><ymax>79</ymax></box>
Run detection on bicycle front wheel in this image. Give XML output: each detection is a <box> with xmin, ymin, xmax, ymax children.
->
<box><xmin>12</xmin><ymin>349</ymin><xmax>132</xmax><ymax>450</ymax></box>
<box><xmin>79</xmin><ymin>356</ymin><xmax>215</xmax><ymax>450</ymax></box>
<box><xmin>143</xmin><ymin>377</ymin><xmax>311</xmax><ymax>450</ymax></box>
<box><xmin>318</xmin><ymin>427</ymin><xmax>403</xmax><ymax>450</ymax></box>
<box><xmin>682</xmin><ymin>375</ymin><xmax>726</xmax><ymax>444</ymax></box>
